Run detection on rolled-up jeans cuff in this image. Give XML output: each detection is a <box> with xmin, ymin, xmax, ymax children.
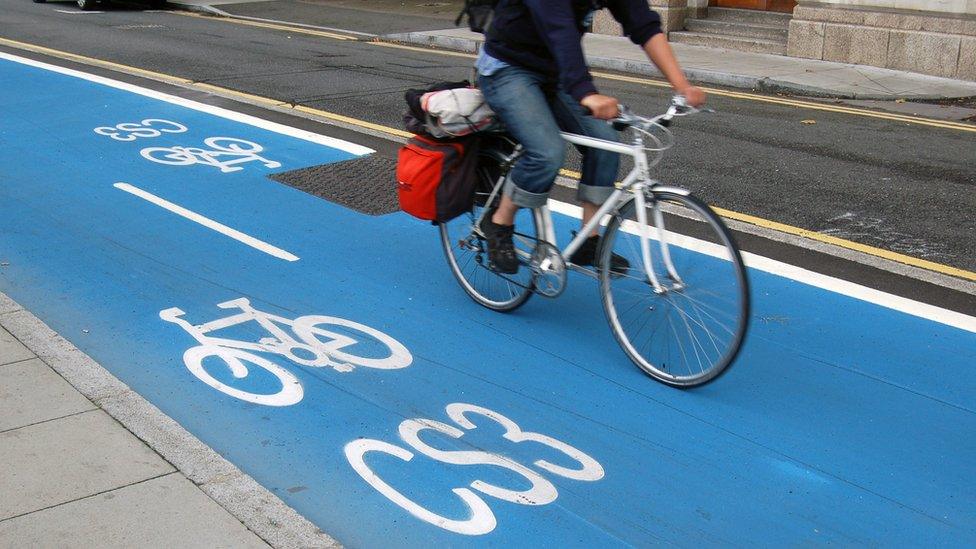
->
<box><xmin>577</xmin><ymin>183</ymin><xmax>615</xmax><ymax>205</ymax></box>
<box><xmin>504</xmin><ymin>177</ymin><xmax>549</xmax><ymax>209</ymax></box>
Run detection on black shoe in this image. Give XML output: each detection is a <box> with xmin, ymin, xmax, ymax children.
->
<box><xmin>479</xmin><ymin>216</ymin><xmax>520</xmax><ymax>274</ymax></box>
<box><xmin>570</xmin><ymin>234</ymin><xmax>630</xmax><ymax>275</ymax></box>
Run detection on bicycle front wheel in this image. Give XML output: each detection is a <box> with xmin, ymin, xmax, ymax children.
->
<box><xmin>599</xmin><ymin>191</ymin><xmax>749</xmax><ymax>387</ymax></box>
<box><xmin>439</xmin><ymin>153</ymin><xmax>540</xmax><ymax>312</ymax></box>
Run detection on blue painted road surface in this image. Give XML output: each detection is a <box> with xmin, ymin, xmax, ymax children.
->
<box><xmin>1</xmin><ymin>52</ymin><xmax>974</xmax><ymax>546</ymax></box>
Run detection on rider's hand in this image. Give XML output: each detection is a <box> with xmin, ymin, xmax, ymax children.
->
<box><xmin>581</xmin><ymin>93</ymin><xmax>620</xmax><ymax>120</ymax></box>
<box><xmin>676</xmin><ymin>86</ymin><xmax>706</xmax><ymax>108</ymax></box>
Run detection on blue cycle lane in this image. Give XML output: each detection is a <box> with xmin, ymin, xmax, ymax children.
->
<box><xmin>1</xmin><ymin>52</ymin><xmax>974</xmax><ymax>546</ymax></box>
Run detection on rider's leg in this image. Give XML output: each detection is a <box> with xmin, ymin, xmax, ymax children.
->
<box><xmin>498</xmin><ymin>188</ymin><xmax>598</xmax><ymax>236</ymax></box>
<box><xmin>581</xmin><ymin>202</ymin><xmax>601</xmax><ymax>237</ymax></box>
<box><xmin>550</xmin><ymin>89</ymin><xmax>621</xmax><ymax>211</ymax></box>
<box><xmin>477</xmin><ymin>66</ymin><xmax>567</xmax><ymax>273</ymax></box>
<box><xmin>492</xmin><ymin>193</ymin><xmax>520</xmax><ymax>226</ymax></box>
<box><xmin>478</xmin><ymin>66</ymin><xmax>567</xmax><ymax>218</ymax></box>
<box><xmin>550</xmin><ymin>90</ymin><xmax>629</xmax><ymax>272</ymax></box>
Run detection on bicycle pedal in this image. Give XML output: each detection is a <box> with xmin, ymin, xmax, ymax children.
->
<box><xmin>486</xmin><ymin>261</ymin><xmax>520</xmax><ymax>275</ymax></box>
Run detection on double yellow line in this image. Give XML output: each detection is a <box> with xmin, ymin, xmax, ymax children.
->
<box><xmin>1</xmin><ymin>30</ymin><xmax>973</xmax><ymax>283</ymax></box>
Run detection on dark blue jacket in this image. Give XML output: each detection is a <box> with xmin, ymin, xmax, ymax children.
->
<box><xmin>485</xmin><ymin>0</ymin><xmax>662</xmax><ymax>101</ymax></box>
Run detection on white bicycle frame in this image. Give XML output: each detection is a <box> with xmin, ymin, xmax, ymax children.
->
<box><xmin>475</xmin><ymin>129</ymin><xmax>690</xmax><ymax>294</ymax></box>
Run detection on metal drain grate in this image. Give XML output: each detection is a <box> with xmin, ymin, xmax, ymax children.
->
<box><xmin>270</xmin><ymin>155</ymin><xmax>400</xmax><ymax>216</ymax></box>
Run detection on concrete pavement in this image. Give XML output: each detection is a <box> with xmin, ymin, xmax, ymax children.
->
<box><xmin>172</xmin><ymin>0</ymin><xmax>976</xmax><ymax>101</ymax></box>
<box><xmin>385</xmin><ymin>27</ymin><xmax>976</xmax><ymax>100</ymax></box>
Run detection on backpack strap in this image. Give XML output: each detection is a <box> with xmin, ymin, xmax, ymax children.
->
<box><xmin>455</xmin><ymin>0</ymin><xmax>500</xmax><ymax>34</ymax></box>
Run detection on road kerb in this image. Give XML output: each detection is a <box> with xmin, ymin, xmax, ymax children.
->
<box><xmin>0</xmin><ymin>295</ymin><xmax>340</xmax><ymax>549</ymax></box>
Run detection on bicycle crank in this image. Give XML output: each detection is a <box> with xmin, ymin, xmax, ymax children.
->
<box><xmin>459</xmin><ymin>230</ymin><xmax>566</xmax><ymax>298</ymax></box>
<box><xmin>526</xmin><ymin>239</ymin><xmax>566</xmax><ymax>298</ymax></box>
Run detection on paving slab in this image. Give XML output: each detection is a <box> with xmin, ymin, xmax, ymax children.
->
<box><xmin>0</xmin><ymin>325</ymin><xmax>32</xmax><ymax>366</ymax></box>
<box><xmin>0</xmin><ymin>410</ymin><xmax>174</xmax><ymax>520</ymax></box>
<box><xmin>0</xmin><ymin>358</ymin><xmax>95</xmax><ymax>432</ymax></box>
<box><xmin>0</xmin><ymin>473</ymin><xmax>268</xmax><ymax>548</ymax></box>
<box><xmin>1</xmin><ymin>309</ymin><xmax>131</xmax><ymax>403</ymax></box>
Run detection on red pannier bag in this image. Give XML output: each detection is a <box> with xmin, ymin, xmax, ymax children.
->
<box><xmin>396</xmin><ymin>134</ymin><xmax>480</xmax><ymax>222</ymax></box>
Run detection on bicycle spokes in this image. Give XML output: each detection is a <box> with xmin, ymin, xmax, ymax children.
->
<box><xmin>600</xmin><ymin>192</ymin><xmax>749</xmax><ymax>386</ymax></box>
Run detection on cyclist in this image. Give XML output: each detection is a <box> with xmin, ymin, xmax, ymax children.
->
<box><xmin>476</xmin><ymin>0</ymin><xmax>706</xmax><ymax>274</ymax></box>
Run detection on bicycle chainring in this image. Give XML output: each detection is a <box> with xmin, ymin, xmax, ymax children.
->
<box><xmin>458</xmin><ymin>229</ymin><xmax>567</xmax><ymax>298</ymax></box>
<box><xmin>526</xmin><ymin>238</ymin><xmax>566</xmax><ymax>298</ymax></box>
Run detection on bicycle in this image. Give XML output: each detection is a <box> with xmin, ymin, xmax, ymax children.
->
<box><xmin>439</xmin><ymin>98</ymin><xmax>749</xmax><ymax>387</ymax></box>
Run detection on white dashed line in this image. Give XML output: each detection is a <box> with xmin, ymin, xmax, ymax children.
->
<box><xmin>114</xmin><ymin>182</ymin><xmax>300</xmax><ymax>262</ymax></box>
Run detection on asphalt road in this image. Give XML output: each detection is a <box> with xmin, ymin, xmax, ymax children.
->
<box><xmin>2</xmin><ymin>0</ymin><xmax>975</xmax><ymax>276</ymax></box>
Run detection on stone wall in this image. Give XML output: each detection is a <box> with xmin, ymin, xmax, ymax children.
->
<box><xmin>809</xmin><ymin>0</ymin><xmax>976</xmax><ymax>16</ymax></box>
<box><xmin>788</xmin><ymin>1</ymin><xmax>976</xmax><ymax>79</ymax></box>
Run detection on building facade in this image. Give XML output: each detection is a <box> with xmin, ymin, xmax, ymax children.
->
<box><xmin>594</xmin><ymin>0</ymin><xmax>976</xmax><ymax>81</ymax></box>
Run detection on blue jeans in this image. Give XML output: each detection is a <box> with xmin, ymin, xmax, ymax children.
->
<box><xmin>478</xmin><ymin>65</ymin><xmax>620</xmax><ymax>209</ymax></box>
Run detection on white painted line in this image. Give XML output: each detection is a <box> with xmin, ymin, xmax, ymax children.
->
<box><xmin>547</xmin><ymin>199</ymin><xmax>976</xmax><ymax>334</ymax></box>
<box><xmin>114</xmin><ymin>182</ymin><xmax>300</xmax><ymax>262</ymax></box>
<box><xmin>0</xmin><ymin>52</ymin><xmax>374</xmax><ymax>156</ymax></box>
<box><xmin>53</xmin><ymin>9</ymin><xmax>105</xmax><ymax>13</ymax></box>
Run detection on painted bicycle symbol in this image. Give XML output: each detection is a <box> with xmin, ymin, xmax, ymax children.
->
<box><xmin>160</xmin><ymin>297</ymin><xmax>412</xmax><ymax>406</ymax></box>
<box><xmin>141</xmin><ymin>137</ymin><xmax>281</xmax><ymax>173</ymax></box>
<box><xmin>346</xmin><ymin>403</ymin><xmax>604</xmax><ymax>536</ymax></box>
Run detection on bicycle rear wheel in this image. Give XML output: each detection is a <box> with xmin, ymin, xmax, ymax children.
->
<box><xmin>439</xmin><ymin>152</ymin><xmax>540</xmax><ymax>312</ymax></box>
<box><xmin>599</xmin><ymin>191</ymin><xmax>749</xmax><ymax>387</ymax></box>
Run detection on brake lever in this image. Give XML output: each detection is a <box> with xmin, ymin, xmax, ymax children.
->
<box><xmin>661</xmin><ymin>103</ymin><xmax>714</xmax><ymax>127</ymax></box>
<box><xmin>609</xmin><ymin>103</ymin><xmax>633</xmax><ymax>131</ymax></box>
<box><xmin>659</xmin><ymin>104</ymin><xmax>681</xmax><ymax>127</ymax></box>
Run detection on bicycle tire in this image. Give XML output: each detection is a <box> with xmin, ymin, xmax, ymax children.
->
<box><xmin>439</xmin><ymin>150</ymin><xmax>540</xmax><ymax>312</ymax></box>
<box><xmin>599</xmin><ymin>191</ymin><xmax>749</xmax><ymax>387</ymax></box>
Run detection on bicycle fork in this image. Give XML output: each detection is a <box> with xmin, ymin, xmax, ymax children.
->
<box><xmin>632</xmin><ymin>187</ymin><xmax>685</xmax><ymax>294</ymax></box>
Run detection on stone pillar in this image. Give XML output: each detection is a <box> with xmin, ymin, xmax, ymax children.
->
<box><xmin>593</xmin><ymin>0</ymin><xmax>689</xmax><ymax>36</ymax></box>
<box><xmin>687</xmin><ymin>0</ymin><xmax>709</xmax><ymax>19</ymax></box>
